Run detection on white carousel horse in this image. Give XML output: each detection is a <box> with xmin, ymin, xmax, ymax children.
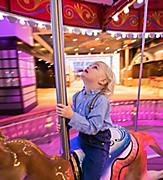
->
<box><xmin>0</xmin><ymin>126</ymin><xmax>163</xmax><ymax>180</ymax></box>
<box><xmin>70</xmin><ymin>126</ymin><xmax>163</xmax><ymax>180</ymax></box>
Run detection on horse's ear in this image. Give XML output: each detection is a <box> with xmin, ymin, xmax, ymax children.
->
<box><xmin>0</xmin><ymin>132</ymin><xmax>8</xmax><ymax>141</ymax></box>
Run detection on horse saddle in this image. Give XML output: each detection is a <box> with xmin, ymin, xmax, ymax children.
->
<box><xmin>70</xmin><ymin>126</ymin><xmax>139</xmax><ymax>179</ymax></box>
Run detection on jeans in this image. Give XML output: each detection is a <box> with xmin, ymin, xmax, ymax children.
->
<box><xmin>79</xmin><ymin>129</ymin><xmax>111</xmax><ymax>180</ymax></box>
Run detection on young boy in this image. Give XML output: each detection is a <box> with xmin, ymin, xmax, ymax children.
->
<box><xmin>56</xmin><ymin>61</ymin><xmax>115</xmax><ymax>180</ymax></box>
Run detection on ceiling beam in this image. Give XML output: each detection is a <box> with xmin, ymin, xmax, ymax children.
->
<box><xmin>33</xmin><ymin>33</ymin><xmax>53</xmax><ymax>54</ymax></box>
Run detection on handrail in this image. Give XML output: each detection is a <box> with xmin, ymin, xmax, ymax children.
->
<box><xmin>1</xmin><ymin>98</ymin><xmax>162</xmax><ymax>126</ymax></box>
<box><xmin>0</xmin><ymin>107</ymin><xmax>56</xmax><ymax>126</ymax></box>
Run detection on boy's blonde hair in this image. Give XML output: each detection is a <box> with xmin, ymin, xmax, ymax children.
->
<box><xmin>95</xmin><ymin>61</ymin><xmax>116</xmax><ymax>97</ymax></box>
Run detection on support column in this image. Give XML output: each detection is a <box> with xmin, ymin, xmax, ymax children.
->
<box><xmin>124</xmin><ymin>47</ymin><xmax>131</xmax><ymax>86</ymax></box>
<box><xmin>125</xmin><ymin>47</ymin><xmax>130</xmax><ymax>70</ymax></box>
<box><xmin>0</xmin><ymin>19</ymin><xmax>37</xmax><ymax>115</ymax></box>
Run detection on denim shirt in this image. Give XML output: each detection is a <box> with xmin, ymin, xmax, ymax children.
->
<box><xmin>68</xmin><ymin>89</ymin><xmax>113</xmax><ymax>135</ymax></box>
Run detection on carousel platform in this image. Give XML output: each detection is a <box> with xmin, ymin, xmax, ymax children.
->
<box><xmin>0</xmin><ymin>82</ymin><xmax>163</xmax><ymax>171</ymax></box>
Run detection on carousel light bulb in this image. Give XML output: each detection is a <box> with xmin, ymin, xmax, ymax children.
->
<box><xmin>68</xmin><ymin>27</ymin><xmax>73</xmax><ymax>33</ymax></box>
<box><xmin>133</xmin><ymin>33</ymin><xmax>138</xmax><ymax>38</ymax></box>
<box><xmin>111</xmin><ymin>33</ymin><xmax>115</xmax><ymax>38</ymax></box>
<box><xmin>19</xmin><ymin>18</ymin><xmax>25</xmax><ymax>25</ymax></box>
<box><xmin>124</xmin><ymin>6</ymin><xmax>129</xmax><ymax>14</ymax></box>
<box><xmin>112</xmin><ymin>14</ymin><xmax>119</xmax><ymax>21</ymax></box>
<box><xmin>38</xmin><ymin>23</ymin><xmax>44</xmax><ymax>29</ymax></box>
<box><xmin>0</xmin><ymin>12</ymin><xmax>4</xmax><ymax>20</ymax></box>
<box><xmin>137</xmin><ymin>0</ymin><xmax>144</xmax><ymax>4</ymax></box>
<box><xmin>122</xmin><ymin>33</ymin><xmax>126</xmax><ymax>38</ymax></box>
<box><xmin>156</xmin><ymin>33</ymin><xmax>160</xmax><ymax>38</ymax></box>
<box><xmin>93</xmin><ymin>31</ymin><xmax>98</xmax><ymax>36</ymax></box>
<box><xmin>145</xmin><ymin>33</ymin><xmax>149</xmax><ymax>38</ymax></box>
<box><xmin>81</xmin><ymin>29</ymin><xmax>86</xmax><ymax>35</ymax></box>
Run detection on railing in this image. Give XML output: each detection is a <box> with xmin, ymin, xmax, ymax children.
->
<box><xmin>111</xmin><ymin>99</ymin><xmax>163</xmax><ymax>127</ymax></box>
<box><xmin>0</xmin><ymin>108</ymin><xmax>57</xmax><ymax>144</ymax></box>
<box><xmin>0</xmin><ymin>99</ymin><xmax>163</xmax><ymax>144</ymax></box>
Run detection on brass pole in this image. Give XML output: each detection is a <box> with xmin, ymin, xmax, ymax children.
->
<box><xmin>50</xmin><ymin>0</ymin><xmax>70</xmax><ymax>160</ymax></box>
<box><xmin>134</xmin><ymin>0</ymin><xmax>149</xmax><ymax>131</ymax></box>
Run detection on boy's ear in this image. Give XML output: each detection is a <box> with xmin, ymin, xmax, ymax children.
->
<box><xmin>98</xmin><ymin>79</ymin><xmax>108</xmax><ymax>86</ymax></box>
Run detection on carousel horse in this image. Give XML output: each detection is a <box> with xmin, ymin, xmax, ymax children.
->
<box><xmin>0</xmin><ymin>132</ymin><xmax>74</xmax><ymax>180</ymax></box>
<box><xmin>0</xmin><ymin>126</ymin><xmax>163</xmax><ymax>180</ymax></box>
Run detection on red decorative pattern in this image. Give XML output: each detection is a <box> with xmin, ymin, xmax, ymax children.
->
<box><xmin>1</xmin><ymin>0</ymin><xmax>163</xmax><ymax>32</ymax></box>
<box><xmin>107</xmin><ymin>9</ymin><xmax>163</xmax><ymax>32</ymax></box>
<box><xmin>0</xmin><ymin>0</ymin><xmax>6</xmax><ymax>10</ymax></box>
<box><xmin>63</xmin><ymin>0</ymin><xmax>103</xmax><ymax>29</ymax></box>
<box><xmin>16</xmin><ymin>0</ymin><xmax>48</xmax><ymax>11</ymax></box>
<box><xmin>10</xmin><ymin>0</ymin><xmax>50</xmax><ymax>21</ymax></box>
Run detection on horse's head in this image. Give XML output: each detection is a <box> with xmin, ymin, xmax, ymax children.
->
<box><xmin>0</xmin><ymin>137</ymin><xmax>75</xmax><ymax>180</ymax></box>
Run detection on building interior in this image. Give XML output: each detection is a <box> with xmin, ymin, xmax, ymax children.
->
<box><xmin>0</xmin><ymin>0</ymin><xmax>163</xmax><ymax>178</ymax></box>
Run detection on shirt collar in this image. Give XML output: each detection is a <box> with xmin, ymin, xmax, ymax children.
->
<box><xmin>82</xmin><ymin>87</ymin><xmax>101</xmax><ymax>95</ymax></box>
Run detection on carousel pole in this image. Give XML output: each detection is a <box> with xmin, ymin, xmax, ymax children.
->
<box><xmin>50</xmin><ymin>0</ymin><xmax>70</xmax><ymax>160</ymax></box>
<box><xmin>134</xmin><ymin>0</ymin><xmax>149</xmax><ymax>131</ymax></box>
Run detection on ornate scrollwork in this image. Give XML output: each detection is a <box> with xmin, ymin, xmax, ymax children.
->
<box><xmin>17</xmin><ymin>0</ymin><xmax>48</xmax><ymax>11</ymax></box>
<box><xmin>64</xmin><ymin>3</ymin><xmax>97</xmax><ymax>25</ymax></box>
<box><xmin>151</xmin><ymin>11</ymin><xmax>163</xmax><ymax>27</ymax></box>
<box><xmin>111</xmin><ymin>14</ymin><xmax>138</xmax><ymax>28</ymax></box>
<box><xmin>110</xmin><ymin>11</ymin><xmax>163</xmax><ymax>29</ymax></box>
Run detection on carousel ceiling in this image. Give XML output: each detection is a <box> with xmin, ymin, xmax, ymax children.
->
<box><xmin>32</xmin><ymin>28</ymin><xmax>143</xmax><ymax>60</ymax></box>
<box><xmin>0</xmin><ymin>0</ymin><xmax>163</xmax><ymax>62</ymax></box>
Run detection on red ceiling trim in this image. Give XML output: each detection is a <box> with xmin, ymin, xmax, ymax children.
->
<box><xmin>0</xmin><ymin>0</ymin><xmax>8</xmax><ymax>11</ymax></box>
<box><xmin>63</xmin><ymin>0</ymin><xmax>104</xmax><ymax>29</ymax></box>
<box><xmin>102</xmin><ymin>0</ymin><xmax>137</xmax><ymax>31</ymax></box>
<box><xmin>10</xmin><ymin>0</ymin><xmax>51</xmax><ymax>21</ymax></box>
<box><xmin>5</xmin><ymin>0</ymin><xmax>103</xmax><ymax>29</ymax></box>
<box><xmin>107</xmin><ymin>9</ymin><xmax>163</xmax><ymax>32</ymax></box>
<box><xmin>0</xmin><ymin>0</ymin><xmax>162</xmax><ymax>32</ymax></box>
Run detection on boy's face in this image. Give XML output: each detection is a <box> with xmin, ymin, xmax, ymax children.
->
<box><xmin>81</xmin><ymin>62</ymin><xmax>107</xmax><ymax>84</ymax></box>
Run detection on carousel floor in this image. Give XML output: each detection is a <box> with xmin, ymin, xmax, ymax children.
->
<box><xmin>38</xmin><ymin>127</ymin><xmax>163</xmax><ymax>171</ymax></box>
